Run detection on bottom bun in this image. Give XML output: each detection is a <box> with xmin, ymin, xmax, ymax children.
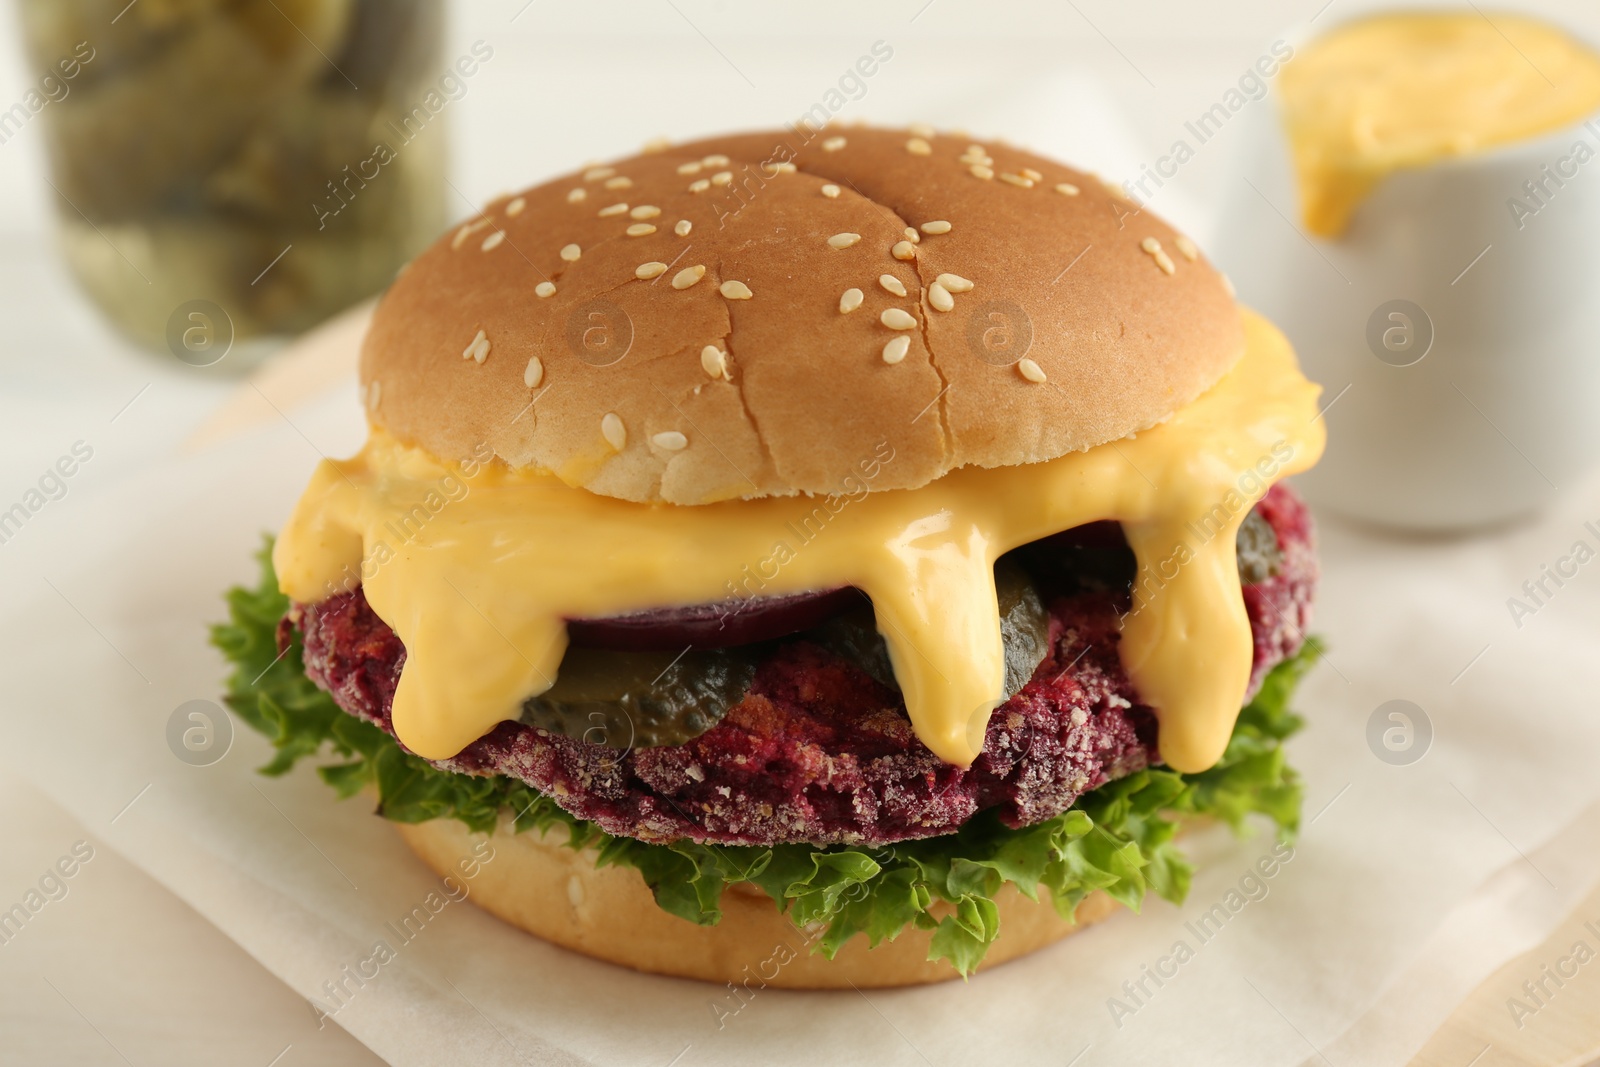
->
<box><xmin>396</xmin><ymin>816</ymin><xmax>1123</xmax><ymax>989</ymax></box>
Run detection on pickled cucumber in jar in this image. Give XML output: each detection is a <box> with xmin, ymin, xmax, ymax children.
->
<box><xmin>20</xmin><ymin>0</ymin><xmax>447</xmax><ymax>361</ymax></box>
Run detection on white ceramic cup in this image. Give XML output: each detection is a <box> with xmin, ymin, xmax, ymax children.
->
<box><xmin>1212</xmin><ymin>93</ymin><xmax>1600</xmax><ymax>531</ymax></box>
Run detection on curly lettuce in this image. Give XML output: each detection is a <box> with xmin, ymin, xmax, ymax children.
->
<box><xmin>213</xmin><ymin>538</ymin><xmax>1319</xmax><ymax>976</ymax></box>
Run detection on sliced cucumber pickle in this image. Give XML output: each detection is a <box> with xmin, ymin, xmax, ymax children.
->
<box><xmin>530</xmin><ymin>562</ymin><xmax>1054</xmax><ymax>750</ymax></box>
<box><xmin>804</xmin><ymin>605</ymin><xmax>896</xmax><ymax>689</ymax></box>
<box><xmin>995</xmin><ymin>559</ymin><xmax>1051</xmax><ymax>696</ymax></box>
<box><xmin>521</xmin><ymin>646</ymin><xmax>757</xmax><ymax>749</ymax></box>
<box><xmin>529</xmin><ymin>510</ymin><xmax>1281</xmax><ymax>751</ymax></box>
<box><xmin>807</xmin><ymin>560</ymin><xmax>1049</xmax><ymax>701</ymax></box>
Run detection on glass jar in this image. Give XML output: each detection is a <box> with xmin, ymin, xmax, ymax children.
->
<box><xmin>18</xmin><ymin>0</ymin><xmax>447</xmax><ymax>368</ymax></box>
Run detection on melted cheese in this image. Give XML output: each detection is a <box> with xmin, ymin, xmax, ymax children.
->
<box><xmin>1281</xmin><ymin>12</ymin><xmax>1600</xmax><ymax>236</ymax></box>
<box><xmin>274</xmin><ymin>309</ymin><xmax>1323</xmax><ymax>774</ymax></box>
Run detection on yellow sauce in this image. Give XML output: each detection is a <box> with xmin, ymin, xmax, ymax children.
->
<box><xmin>1280</xmin><ymin>12</ymin><xmax>1600</xmax><ymax>236</ymax></box>
<box><xmin>274</xmin><ymin>309</ymin><xmax>1324</xmax><ymax>774</ymax></box>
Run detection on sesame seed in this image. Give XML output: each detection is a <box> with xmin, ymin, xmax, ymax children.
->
<box><xmin>711</xmin><ymin>170</ymin><xmax>734</xmax><ymax>186</ymax></box>
<box><xmin>881</xmin><ymin>308</ymin><xmax>917</xmax><ymax>330</ymax></box>
<box><xmin>652</xmin><ymin>430</ymin><xmax>688</xmax><ymax>451</ymax></box>
<box><xmin>636</xmin><ymin>261</ymin><xmax>668</xmax><ymax>279</ymax></box>
<box><xmin>1175</xmin><ymin>235</ymin><xmax>1199</xmax><ymax>261</ymax></box>
<box><xmin>966</xmin><ymin>143</ymin><xmax>986</xmax><ymax>155</ymax></box>
<box><xmin>970</xmin><ymin>164</ymin><xmax>994</xmax><ymax>180</ymax></box>
<box><xmin>689</xmin><ymin>179</ymin><xmax>711</xmax><ymax>193</ymax></box>
<box><xmin>601</xmin><ymin>413</ymin><xmax>626</xmax><ymax>451</ymax></box>
<box><xmin>535</xmin><ymin>281</ymin><xmax>557</xmax><ymax>298</ymax></box>
<box><xmin>462</xmin><ymin>328</ymin><xmax>489</xmax><ymax>363</ymax></box>
<box><xmin>366</xmin><ymin>380</ymin><xmax>381</xmax><ymax>411</ymax></box>
<box><xmin>481</xmin><ymin>230</ymin><xmax>505</xmax><ymax>251</ymax></box>
<box><xmin>763</xmin><ymin>161</ymin><xmax>797</xmax><ymax>175</ymax></box>
<box><xmin>828</xmin><ymin>232</ymin><xmax>861</xmax><ymax>249</ymax></box>
<box><xmin>936</xmin><ymin>272</ymin><xmax>974</xmax><ymax>293</ymax></box>
<box><xmin>599</xmin><ymin>203</ymin><xmax>629</xmax><ymax>217</ymax></box>
<box><xmin>906</xmin><ymin>137</ymin><xmax>932</xmax><ymax>155</ymax></box>
<box><xmin>701</xmin><ymin>345</ymin><xmax>729</xmax><ymax>379</ymax></box>
<box><xmin>891</xmin><ymin>240</ymin><xmax>916</xmax><ymax>261</ymax></box>
<box><xmin>604</xmin><ymin>176</ymin><xmax>632</xmax><ymax>190</ymax></box>
<box><xmin>882</xmin><ymin>335</ymin><xmax>911</xmax><ymax>364</ymax></box>
<box><xmin>920</xmin><ymin>220</ymin><xmax>952</xmax><ymax>235</ymax></box>
<box><xmin>1055</xmin><ymin>182</ymin><xmax>1080</xmax><ymax>196</ymax></box>
<box><xmin>1221</xmin><ymin>273</ymin><xmax>1237</xmax><ymax>298</ymax></box>
<box><xmin>567</xmin><ymin>188</ymin><xmax>587</xmax><ymax>203</ymax></box>
<box><xmin>451</xmin><ymin>217</ymin><xmax>491</xmax><ymax>249</ymax></box>
<box><xmin>839</xmin><ymin>288</ymin><xmax>864</xmax><ymax>314</ymax></box>
<box><xmin>643</xmin><ymin>136</ymin><xmax>671</xmax><ymax>153</ymax></box>
<box><xmin>506</xmin><ymin>197</ymin><xmax>526</xmax><ymax>217</ymax></box>
<box><xmin>1021</xmin><ymin>167</ymin><xmax>1043</xmax><ymax>182</ymax></box>
<box><xmin>879</xmin><ymin>274</ymin><xmax>907</xmax><ymax>297</ymax></box>
<box><xmin>821</xmin><ymin>184</ymin><xmax>841</xmax><ymax>198</ymax></box>
<box><xmin>1139</xmin><ymin>237</ymin><xmax>1176</xmax><ymax>274</ymax></box>
<box><xmin>1017</xmin><ymin>358</ymin><xmax>1047</xmax><ymax>383</ymax></box>
<box><xmin>1101</xmin><ymin>178</ymin><xmax>1128</xmax><ymax>200</ymax></box>
<box><xmin>719</xmin><ymin>279</ymin><xmax>753</xmax><ymax>300</ymax></box>
<box><xmin>927</xmin><ymin>282</ymin><xmax>954</xmax><ymax>312</ymax></box>
<box><xmin>675</xmin><ymin>219</ymin><xmax>692</xmax><ymax>236</ymax></box>
<box><xmin>630</xmin><ymin>205</ymin><xmax>661</xmax><ymax>219</ymax></box>
<box><xmin>560</xmin><ymin>243</ymin><xmax>581</xmax><ymax>262</ymax></box>
<box><xmin>672</xmin><ymin>265</ymin><xmax>706</xmax><ymax>290</ymax></box>
<box><xmin>584</xmin><ymin>166</ymin><xmax>615</xmax><ymax>182</ymax></box>
<box><xmin>909</xmin><ymin>123</ymin><xmax>935</xmax><ymax>139</ymax></box>
<box><xmin>904</xmin><ymin>227</ymin><xmax>920</xmax><ymax>244</ymax></box>
<box><xmin>702</xmin><ymin>153</ymin><xmax>730</xmax><ymax>167</ymax></box>
<box><xmin>823</xmin><ymin>136</ymin><xmax>847</xmax><ymax>151</ymax></box>
<box><xmin>626</xmin><ymin>223</ymin><xmax>657</xmax><ymax>237</ymax></box>
<box><xmin>1000</xmin><ymin>173</ymin><xmax>1034</xmax><ymax>188</ymax></box>
<box><xmin>677</xmin><ymin>161</ymin><xmax>703</xmax><ymax>175</ymax></box>
<box><xmin>524</xmin><ymin>357</ymin><xmax>544</xmax><ymax>388</ymax></box>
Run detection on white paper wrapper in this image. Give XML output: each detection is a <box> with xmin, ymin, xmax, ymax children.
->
<box><xmin>4</xmin><ymin>370</ymin><xmax>1600</xmax><ymax>1067</ymax></box>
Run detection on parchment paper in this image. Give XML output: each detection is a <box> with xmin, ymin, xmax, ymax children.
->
<box><xmin>4</xmin><ymin>366</ymin><xmax>1600</xmax><ymax>1067</ymax></box>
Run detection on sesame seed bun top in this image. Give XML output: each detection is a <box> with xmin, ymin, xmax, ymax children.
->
<box><xmin>360</xmin><ymin>125</ymin><xmax>1244</xmax><ymax>504</ymax></box>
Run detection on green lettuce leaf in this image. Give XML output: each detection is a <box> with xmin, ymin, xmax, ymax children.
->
<box><xmin>212</xmin><ymin>538</ymin><xmax>1319</xmax><ymax>976</ymax></box>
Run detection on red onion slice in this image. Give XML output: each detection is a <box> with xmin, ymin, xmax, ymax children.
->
<box><xmin>567</xmin><ymin>585</ymin><xmax>862</xmax><ymax>651</ymax></box>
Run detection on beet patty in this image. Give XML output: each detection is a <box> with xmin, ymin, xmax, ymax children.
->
<box><xmin>289</xmin><ymin>484</ymin><xmax>1317</xmax><ymax>847</ymax></box>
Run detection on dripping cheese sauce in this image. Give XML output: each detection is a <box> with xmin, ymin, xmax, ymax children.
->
<box><xmin>274</xmin><ymin>308</ymin><xmax>1324</xmax><ymax>774</ymax></box>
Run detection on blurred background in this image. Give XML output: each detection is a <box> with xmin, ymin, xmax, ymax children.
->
<box><xmin>6</xmin><ymin>1</ymin><xmax>1600</xmax><ymax>1063</ymax></box>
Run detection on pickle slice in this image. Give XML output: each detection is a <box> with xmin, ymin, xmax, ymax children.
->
<box><xmin>807</xmin><ymin>561</ymin><xmax>1049</xmax><ymax>700</ymax></box>
<box><xmin>520</xmin><ymin>646</ymin><xmax>757</xmax><ymax>749</ymax></box>
<box><xmin>804</xmin><ymin>605</ymin><xmax>896</xmax><ymax>689</ymax></box>
<box><xmin>1010</xmin><ymin>512</ymin><xmax>1284</xmax><ymax>594</ymax></box>
<box><xmin>995</xmin><ymin>559</ymin><xmax>1051</xmax><ymax>696</ymax></box>
<box><xmin>1006</xmin><ymin>521</ymin><xmax>1136</xmax><ymax>596</ymax></box>
<box><xmin>529</xmin><ymin>563</ymin><xmax>1052</xmax><ymax>750</ymax></box>
<box><xmin>530</xmin><ymin>515</ymin><xmax>1281</xmax><ymax>751</ymax></box>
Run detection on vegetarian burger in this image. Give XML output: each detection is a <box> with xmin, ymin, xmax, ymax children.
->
<box><xmin>215</xmin><ymin>125</ymin><xmax>1326</xmax><ymax>989</ymax></box>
